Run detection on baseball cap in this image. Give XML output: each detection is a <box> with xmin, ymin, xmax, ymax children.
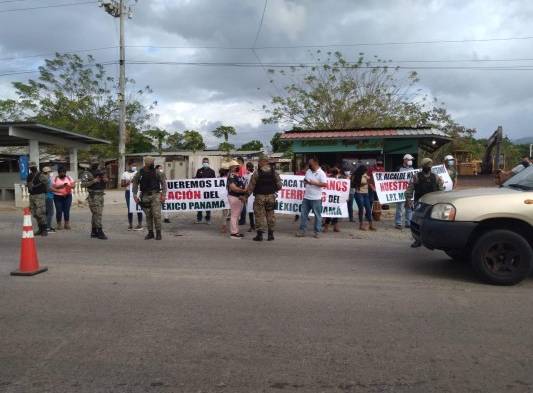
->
<box><xmin>403</xmin><ymin>154</ymin><xmax>414</xmax><ymax>160</ymax></box>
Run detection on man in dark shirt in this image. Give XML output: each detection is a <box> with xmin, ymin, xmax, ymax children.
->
<box><xmin>195</xmin><ymin>157</ymin><xmax>216</xmax><ymax>224</ymax></box>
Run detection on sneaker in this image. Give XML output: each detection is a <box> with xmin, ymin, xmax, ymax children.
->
<box><xmin>295</xmin><ymin>231</ymin><xmax>305</xmax><ymax>237</ymax></box>
<box><xmin>195</xmin><ymin>220</ymin><xmax>201</xmax><ymax>224</ymax></box>
<box><xmin>164</xmin><ymin>218</ymin><xmax>170</xmax><ymax>223</ymax></box>
<box><xmin>128</xmin><ymin>225</ymin><xmax>133</xmax><ymax>231</ymax></box>
<box><xmin>405</xmin><ymin>224</ymin><xmax>411</xmax><ymax>229</ymax></box>
<box><xmin>395</xmin><ymin>224</ymin><xmax>403</xmax><ymax>230</ymax></box>
<box><xmin>205</xmin><ymin>221</ymin><xmax>211</xmax><ymax>225</ymax></box>
<box><xmin>230</xmin><ymin>233</ymin><xmax>243</xmax><ymax>239</ymax></box>
<box><xmin>47</xmin><ymin>227</ymin><xmax>56</xmax><ymax>233</ymax></box>
<box><xmin>313</xmin><ymin>232</ymin><xmax>320</xmax><ymax>239</ymax></box>
<box><xmin>133</xmin><ymin>225</ymin><xmax>143</xmax><ymax>231</ymax></box>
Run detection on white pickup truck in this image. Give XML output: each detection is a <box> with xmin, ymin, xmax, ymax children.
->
<box><xmin>411</xmin><ymin>166</ymin><xmax>533</xmax><ymax>285</ymax></box>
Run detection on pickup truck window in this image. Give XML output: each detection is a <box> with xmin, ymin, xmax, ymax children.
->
<box><xmin>503</xmin><ymin>166</ymin><xmax>533</xmax><ymax>190</ymax></box>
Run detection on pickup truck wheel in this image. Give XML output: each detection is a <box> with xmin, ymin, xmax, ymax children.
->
<box><xmin>445</xmin><ymin>249</ymin><xmax>470</xmax><ymax>263</ymax></box>
<box><xmin>471</xmin><ymin>230</ymin><xmax>533</xmax><ymax>285</ymax></box>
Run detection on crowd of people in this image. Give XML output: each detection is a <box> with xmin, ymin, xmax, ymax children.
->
<box><xmin>28</xmin><ymin>151</ymin><xmax>521</xmax><ymax>244</ymax></box>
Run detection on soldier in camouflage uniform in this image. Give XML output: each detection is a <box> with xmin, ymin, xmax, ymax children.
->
<box><xmin>132</xmin><ymin>156</ymin><xmax>167</xmax><ymax>240</ymax></box>
<box><xmin>81</xmin><ymin>159</ymin><xmax>108</xmax><ymax>240</ymax></box>
<box><xmin>27</xmin><ymin>161</ymin><xmax>49</xmax><ymax>236</ymax></box>
<box><xmin>247</xmin><ymin>155</ymin><xmax>282</xmax><ymax>241</ymax></box>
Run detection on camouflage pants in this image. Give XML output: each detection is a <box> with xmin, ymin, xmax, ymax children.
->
<box><xmin>141</xmin><ymin>192</ymin><xmax>162</xmax><ymax>231</ymax></box>
<box><xmin>87</xmin><ymin>192</ymin><xmax>104</xmax><ymax>229</ymax></box>
<box><xmin>29</xmin><ymin>194</ymin><xmax>46</xmax><ymax>226</ymax></box>
<box><xmin>253</xmin><ymin>194</ymin><xmax>276</xmax><ymax>232</ymax></box>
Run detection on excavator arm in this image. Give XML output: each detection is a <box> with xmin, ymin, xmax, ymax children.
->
<box><xmin>481</xmin><ymin>126</ymin><xmax>503</xmax><ymax>174</ymax></box>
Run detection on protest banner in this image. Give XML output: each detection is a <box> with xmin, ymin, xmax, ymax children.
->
<box><xmin>372</xmin><ymin>164</ymin><xmax>453</xmax><ymax>204</ymax></box>
<box><xmin>129</xmin><ymin>178</ymin><xmax>229</xmax><ymax>213</ymax></box>
<box><xmin>276</xmin><ymin>175</ymin><xmax>350</xmax><ymax>218</ymax></box>
<box><xmin>130</xmin><ymin>175</ymin><xmax>349</xmax><ymax>217</ymax></box>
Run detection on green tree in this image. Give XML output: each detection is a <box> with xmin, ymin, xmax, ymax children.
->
<box><xmin>218</xmin><ymin>142</ymin><xmax>235</xmax><ymax>153</ymax></box>
<box><xmin>0</xmin><ymin>53</ymin><xmax>157</xmax><ymax>158</ymax></box>
<box><xmin>145</xmin><ymin>128</ymin><xmax>169</xmax><ymax>154</ymax></box>
<box><xmin>239</xmin><ymin>140</ymin><xmax>263</xmax><ymax>151</ymax></box>
<box><xmin>270</xmin><ymin>132</ymin><xmax>290</xmax><ymax>153</ymax></box>
<box><xmin>166</xmin><ymin>132</ymin><xmax>184</xmax><ymax>150</ymax></box>
<box><xmin>182</xmin><ymin>130</ymin><xmax>206</xmax><ymax>152</ymax></box>
<box><xmin>212</xmin><ymin>125</ymin><xmax>236</xmax><ymax>143</ymax></box>
<box><xmin>262</xmin><ymin>51</ymin><xmax>473</xmax><ymax>139</ymax></box>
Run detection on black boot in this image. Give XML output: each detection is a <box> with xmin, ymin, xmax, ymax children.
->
<box><xmin>35</xmin><ymin>224</ymin><xmax>47</xmax><ymax>237</ymax></box>
<box><xmin>267</xmin><ymin>230</ymin><xmax>274</xmax><ymax>241</ymax></box>
<box><xmin>145</xmin><ymin>230</ymin><xmax>154</xmax><ymax>240</ymax></box>
<box><xmin>91</xmin><ymin>227</ymin><xmax>98</xmax><ymax>238</ymax></box>
<box><xmin>97</xmin><ymin>228</ymin><xmax>108</xmax><ymax>240</ymax></box>
<box><xmin>253</xmin><ymin>231</ymin><xmax>263</xmax><ymax>241</ymax></box>
<box><xmin>155</xmin><ymin>230</ymin><xmax>162</xmax><ymax>240</ymax></box>
<box><xmin>411</xmin><ymin>239</ymin><xmax>421</xmax><ymax>248</ymax></box>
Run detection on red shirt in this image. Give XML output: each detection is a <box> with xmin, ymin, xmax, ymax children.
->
<box><xmin>367</xmin><ymin>165</ymin><xmax>385</xmax><ymax>191</ymax></box>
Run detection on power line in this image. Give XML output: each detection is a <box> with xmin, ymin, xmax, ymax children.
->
<box><xmin>0</xmin><ymin>46</ymin><xmax>118</xmax><ymax>62</ymax></box>
<box><xmin>124</xmin><ymin>60</ymin><xmax>533</xmax><ymax>71</ymax></box>
<box><xmin>125</xmin><ymin>34</ymin><xmax>533</xmax><ymax>51</ymax></box>
<box><xmin>252</xmin><ymin>0</ymin><xmax>268</xmax><ymax>49</ymax></box>
<box><xmin>0</xmin><ymin>0</ymin><xmax>95</xmax><ymax>13</ymax></box>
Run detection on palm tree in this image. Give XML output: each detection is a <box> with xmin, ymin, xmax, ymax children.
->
<box><xmin>212</xmin><ymin>125</ymin><xmax>236</xmax><ymax>154</ymax></box>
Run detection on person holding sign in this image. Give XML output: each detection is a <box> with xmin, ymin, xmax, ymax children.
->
<box><xmin>353</xmin><ymin>165</ymin><xmax>376</xmax><ymax>231</ymax></box>
<box><xmin>132</xmin><ymin>156</ymin><xmax>167</xmax><ymax>241</ymax></box>
<box><xmin>395</xmin><ymin>154</ymin><xmax>415</xmax><ymax>230</ymax></box>
<box><xmin>247</xmin><ymin>155</ymin><xmax>282</xmax><ymax>241</ymax></box>
<box><xmin>195</xmin><ymin>158</ymin><xmax>216</xmax><ymax>224</ymax></box>
<box><xmin>121</xmin><ymin>161</ymin><xmax>143</xmax><ymax>231</ymax></box>
<box><xmin>296</xmin><ymin>157</ymin><xmax>328</xmax><ymax>238</ymax></box>
<box><xmin>405</xmin><ymin>158</ymin><xmax>444</xmax><ymax>248</ymax></box>
<box><xmin>227</xmin><ymin>160</ymin><xmax>247</xmax><ymax>239</ymax></box>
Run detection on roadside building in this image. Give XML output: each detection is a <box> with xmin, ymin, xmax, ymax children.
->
<box><xmin>125</xmin><ymin>150</ymin><xmax>263</xmax><ymax>180</ymax></box>
<box><xmin>0</xmin><ymin>122</ymin><xmax>109</xmax><ymax>202</ymax></box>
<box><xmin>280</xmin><ymin>127</ymin><xmax>451</xmax><ymax>171</ymax></box>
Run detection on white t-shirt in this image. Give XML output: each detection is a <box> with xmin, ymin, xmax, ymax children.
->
<box><xmin>121</xmin><ymin>170</ymin><xmax>136</xmax><ymax>185</ymax></box>
<box><xmin>304</xmin><ymin>168</ymin><xmax>327</xmax><ymax>200</ymax></box>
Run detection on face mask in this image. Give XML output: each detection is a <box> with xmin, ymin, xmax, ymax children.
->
<box><xmin>522</xmin><ymin>161</ymin><xmax>530</xmax><ymax>168</ymax></box>
<box><xmin>131</xmin><ymin>166</ymin><xmax>137</xmax><ymax>172</ymax></box>
<box><xmin>59</xmin><ymin>174</ymin><xmax>66</xmax><ymax>179</ymax></box>
<box><xmin>202</xmin><ymin>163</ymin><xmax>209</xmax><ymax>168</ymax></box>
<box><xmin>447</xmin><ymin>160</ymin><xmax>454</xmax><ymax>166</ymax></box>
<box><xmin>422</xmin><ymin>166</ymin><xmax>431</xmax><ymax>173</ymax></box>
<box><xmin>261</xmin><ymin>164</ymin><xmax>271</xmax><ymax>172</ymax></box>
<box><xmin>344</xmin><ymin>171</ymin><xmax>351</xmax><ymax>177</ymax></box>
<box><xmin>149</xmin><ymin>164</ymin><xmax>155</xmax><ymax>170</ymax></box>
<box><xmin>159</xmin><ymin>169</ymin><xmax>164</xmax><ymax>174</ymax></box>
<box><xmin>407</xmin><ymin>160</ymin><xmax>413</xmax><ymax>167</ymax></box>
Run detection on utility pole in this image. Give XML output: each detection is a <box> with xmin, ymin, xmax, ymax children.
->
<box><xmin>99</xmin><ymin>0</ymin><xmax>136</xmax><ymax>184</ymax></box>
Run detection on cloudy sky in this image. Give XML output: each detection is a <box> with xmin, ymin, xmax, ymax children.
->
<box><xmin>0</xmin><ymin>0</ymin><xmax>532</xmax><ymax>147</ymax></box>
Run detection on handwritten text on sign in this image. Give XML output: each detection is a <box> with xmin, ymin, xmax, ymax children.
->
<box><xmin>276</xmin><ymin>175</ymin><xmax>350</xmax><ymax>218</ymax></box>
<box><xmin>372</xmin><ymin>164</ymin><xmax>453</xmax><ymax>204</ymax></box>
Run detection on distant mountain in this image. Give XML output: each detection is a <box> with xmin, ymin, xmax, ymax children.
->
<box><xmin>515</xmin><ymin>137</ymin><xmax>533</xmax><ymax>144</ymax></box>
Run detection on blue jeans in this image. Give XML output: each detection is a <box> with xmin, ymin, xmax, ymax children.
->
<box><xmin>354</xmin><ymin>192</ymin><xmax>372</xmax><ymax>222</ymax></box>
<box><xmin>299</xmin><ymin>198</ymin><xmax>322</xmax><ymax>233</ymax></box>
<box><xmin>125</xmin><ymin>190</ymin><xmax>143</xmax><ymax>225</ymax></box>
<box><xmin>53</xmin><ymin>194</ymin><xmax>72</xmax><ymax>222</ymax></box>
<box><xmin>46</xmin><ymin>198</ymin><xmax>54</xmax><ymax>229</ymax></box>
<box><xmin>347</xmin><ymin>192</ymin><xmax>355</xmax><ymax>221</ymax></box>
<box><xmin>395</xmin><ymin>202</ymin><xmax>413</xmax><ymax>227</ymax></box>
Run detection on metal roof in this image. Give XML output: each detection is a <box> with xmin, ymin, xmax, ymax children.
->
<box><xmin>280</xmin><ymin>127</ymin><xmax>450</xmax><ymax>141</ymax></box>
<box><xmin>0</xmin><ymin>122</ymin><xmax>110</xmax><ymax>146</ymax></box>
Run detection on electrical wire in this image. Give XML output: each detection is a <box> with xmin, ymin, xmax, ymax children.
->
<box><xmin>0</xmin><ymin>0</ymin><xmax>95</xmax><ymax>13</ymax></box>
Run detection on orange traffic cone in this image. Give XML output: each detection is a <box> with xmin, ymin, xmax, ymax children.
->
<box><xmin>11</xmin><ymin>208</ymin><xmax>48</xmax><ymax>276</ymax></box>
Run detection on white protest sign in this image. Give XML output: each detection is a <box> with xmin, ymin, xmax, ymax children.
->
<box><xmin>129</xmin><ymin>178</ymin><xmax>229</xmax><ymax>213</ymax></box>
<box><xmin>276</xmin><ymin>175</ymin><xmax>350</xmax><ymax>218</ymax></box>
<box><xmin>372</xmin><ymin>164</ymin><xmax>453</xmax><ymax>204</ymax></box>
<box><xmin>130</xmin><ymin>175</ymin><xmax>350</xmax><ymax>218</ymax></box>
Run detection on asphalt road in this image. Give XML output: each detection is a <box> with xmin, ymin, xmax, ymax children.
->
<box><xmin>0</xmin><ymin>206</ymin><xmax>532</xmax><ymax>393</ymax></box>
